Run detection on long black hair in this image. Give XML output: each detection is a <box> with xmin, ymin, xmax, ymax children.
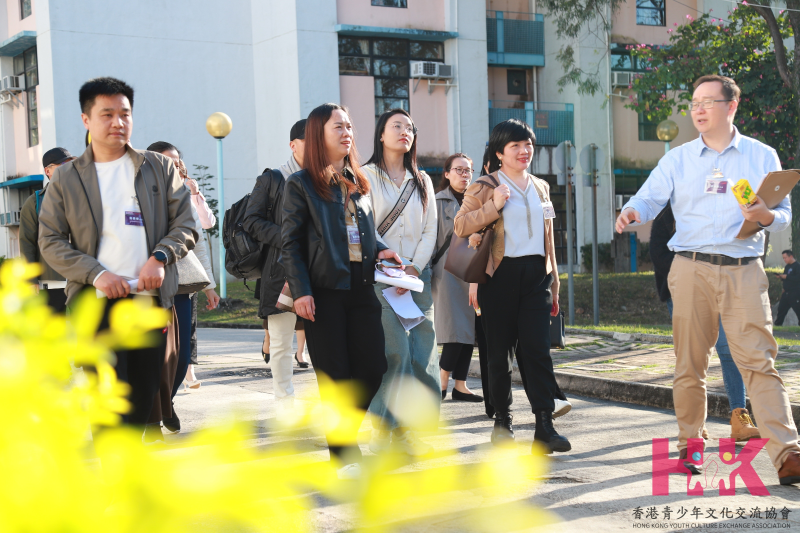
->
<box><xmin>486</xmin><ymin>119</ymin><xmax>535</xmax><ymax>174</ymax></box>
<box><xmin>366</xmin><ymin>108</ymin><xmax>428</xmax><ymax>210</ymax></box>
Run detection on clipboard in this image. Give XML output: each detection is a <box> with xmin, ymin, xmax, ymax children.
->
<box><xmin>736</xmin><ymin>170</ymin><xmax>800</xmax><ymax>239</ymax></box>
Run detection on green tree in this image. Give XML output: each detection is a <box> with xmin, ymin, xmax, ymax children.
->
<box><xmin>627</xmin><ymin>7</ymin><xmax>800</xmax><ymax>252</ymax></box>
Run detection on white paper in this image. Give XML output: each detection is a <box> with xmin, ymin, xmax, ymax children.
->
<box><xmin>375</xmin><ymin>270</ymin><xmax>424</xmax><ymax>292</ymax></box>
<box><xmin>381</xmin><ymin>288</ymin><xmax>425</xmax><ymax>331</ymax></box>
<box><xmin>96</xmin><ymin>278</ymin><xmax>139</xmax><ymax>299</ymax></box>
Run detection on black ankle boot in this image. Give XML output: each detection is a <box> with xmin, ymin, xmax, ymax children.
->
<box><xmin>491</xmin><ymin>412</ymin><xmax>514</xmax><ymax>445</ymax></box>
<box><xmin>533</xmin><ymin>410</ymin><xmax>571</xmax><ymax>453</ymax></box>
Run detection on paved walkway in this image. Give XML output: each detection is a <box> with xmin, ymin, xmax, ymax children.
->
<box><xmin>550</xmin><ymin>334</ymin><xmax>800</xmax><ymax>405</ymax></box>
<box><xmin>173</xmin><ymin>328</ymin><xmax>800</xmax><ymax>533</ymax></box>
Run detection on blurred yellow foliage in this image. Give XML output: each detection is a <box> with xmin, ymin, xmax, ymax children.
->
<box><xmin>0</xmin><ymin>258</ymin><xmax>556</xmax><ymax>532</ymax></box>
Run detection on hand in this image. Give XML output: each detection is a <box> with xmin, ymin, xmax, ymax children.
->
<box><xmin>377</xmin><ymin>249</ymin><xmax>403</xmax><ymax>265</ymax></box>
<box><xmin>294</xmin><ymin>295</ymin><xmax>316</xmax><ymax>322</ymax></box>
<box><xmin>95</xmin><ymin>271</ymin><xmax>131</xmax><ymax>299</ymax></box>
<box><xmin>185</xmin><ymin>177</ymin><xmax>200</xmax><ymax>195</ymax></box>
<box><xmin>493</xmin><ymin>184</ymin><xmax>511</xmax><ymax>210</ymax></box>
<box><xmin>204</xmin><ymin>289</ymin><xmax>220</xmax><ymax>310</ymax></box>
<box><xmin>31</xmin><ymin>284</ymin><xmax>39</xmax><ymax>295</ymax></box>
<box><xmin>138</xmin><ymin>256</ymin><xmax>166</xmax><ymax>292</ymax></box>
<box><xmin>468</xmin><ymin>283</ymin><xmax>479</xmax><ymax>309</ymax></box>
<box><xmin>615</xmin><ymin>208</ymin><xmax>641</xmax><ymax>233</ymax></box>
<box><xmin>740</xmin><ymin>195</ymin><xmax>775</xmax><ymax>226</ymax></box>
<box><xmin>551</xmin><ymin>294</ymin><xmax>560</xmax><ymax>317</ymax></box>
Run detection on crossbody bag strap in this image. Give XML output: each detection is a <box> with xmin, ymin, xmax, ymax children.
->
<box><xmin>377</xmin><ymin>178</ymin><xmax>416</xmax><ymax>237</ymax></box>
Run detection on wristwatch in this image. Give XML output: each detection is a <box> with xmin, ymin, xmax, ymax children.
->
<box><xmin>152</xmin><ymin>250</ymin><xmax>168</xmax><ymax>264</ymax></box>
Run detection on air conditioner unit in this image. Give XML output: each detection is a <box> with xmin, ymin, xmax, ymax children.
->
<box><xmin>612</xmin><ymin>71</ymin><xmax>632</xmax><ymax>88</ymax></box>
<box><xmin>410</xmin><ymin>61</ymin><xmax>453</xmax><ymax>79</ymax></box>
<box><xmin>0</xmin><ymin>75</ymin><xmax>24</xmax><ymax>94</ymax></box>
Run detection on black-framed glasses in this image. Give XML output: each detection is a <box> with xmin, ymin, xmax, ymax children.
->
<box><xmin>689</xmin><ymin>99</ymin><xmax>733</xmax><ymax>111</ymax></box>
<box><xmin>450</xmin><ymin>167</ymin><xmax>474</xmax><ymax>176</ymax></box>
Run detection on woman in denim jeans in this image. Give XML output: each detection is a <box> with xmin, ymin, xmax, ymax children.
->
<box><xmin>363</xmin><ymin>109</ymin><xmax>439</xmax><ymax>456</ymax></box>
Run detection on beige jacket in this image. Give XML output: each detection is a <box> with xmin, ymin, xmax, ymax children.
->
<box><xmin>453</xmin><ymin>170</ymin><xmax>560</xmax><ymax>296</ymax></box>
<box><xmin>38</xmin><ymin>144</ymin><xmax>198</xmax><ymax>308</ymax></box>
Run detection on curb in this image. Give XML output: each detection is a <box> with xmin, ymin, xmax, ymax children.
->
<box><xmin>468</xmin><ymin>359</ymin><xmax>800</xmax><ymax>427</ymax></box>
<box><xmin>198</xmin><ymin>322</ymin><xmax>262</xmax><ymax>330</ymax></box>
<box><xmin>566</xmin><ymin>326</ymin><xmax>800</xmax><ymax>351</ymax></box>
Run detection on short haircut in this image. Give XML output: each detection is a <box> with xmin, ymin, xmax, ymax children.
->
<box><xmin>147</xmin><ymin>141</ymin><xmax>181</xmax><ymax>157</ymax></box>
<box><xmin>487</xmin><ymin>119</ymin><xmax>535</xmax><ymax>174</ymax></box>
<box><xmin>783</xmin><ymin>250</ymin><xmax>794</xmax><ymax>257</ymax></box>
<box><xmin>79</xmin><ymin>77</ymin><xmax>134</xmax><ymax>115</ymax></box>
<box><xmin>693</xmin><ymin>75</ymin><xmax>741</xmax><ymax>102</ymax></box>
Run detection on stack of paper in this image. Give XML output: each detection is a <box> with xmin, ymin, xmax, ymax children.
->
<box><xmin>381</xmin><ymin>288</ymin><xmax>425</xmax><ymax>331</ymax></box>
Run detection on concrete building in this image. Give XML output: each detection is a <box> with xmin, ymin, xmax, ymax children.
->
<box><xmin>0</xmin><ymin>0</ymin><xmax>787</xmax><ymax>274</ymax></box>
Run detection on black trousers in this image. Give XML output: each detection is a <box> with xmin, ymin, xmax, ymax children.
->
<box><xmin>478</xmin><ymin>255</ymin><xmax>556</xmax><ymax>414</ymax></box>
<box><xmin>476</xmin><ymin>314</ymin><xmax>494</xmax><ymax>418</ymax></box>
<box><xmin>303</xmin><ymin>262</ymin><xmax>388</xmax><ymax>462</ymax></box>
<box><xmin>96</xmin><ymin>295</ymin><xmax>167</xmax><ymax>425</ymax></box>
<box><xmin>439</xmin><ymin>343</ymin><xmax>473</xmax><ymax>381</ymax></box>
<box><xmin>189</xmin><ymin>292</ymin><xmax>198</xmax><ymax>365</ymax></box>
<box><xmin>775</xmin><ymin>290</ymin><xmax>800</xmax><ymax>326</ymax></box>
<box><xmin>45</xmin><ymin>288</ymin><xmax>68</xmax><ymax>313</ymax></box>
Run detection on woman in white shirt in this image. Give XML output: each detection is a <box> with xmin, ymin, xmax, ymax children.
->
<box><xmin>363</xmin><ymin>109</ymin><xmax>438</xmax><ymax>457</ymax></box>
<box><xmin>454</xmin><ymin>119</ymin><xmax>571</xmax><ymax>454</ymax></box>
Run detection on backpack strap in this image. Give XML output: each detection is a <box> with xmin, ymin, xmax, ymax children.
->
<box><xmin>475</xmin><ymin>173</ymin><xmax>499</xmax><ymax>189</ymax></box>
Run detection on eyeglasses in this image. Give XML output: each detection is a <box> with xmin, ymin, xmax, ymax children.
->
<box><xmin>390</xmin><ymin>122</ymin><xmax>416</xmax><ymax>136</ymax></box>
<box><xmin>450</xmin><ymin>167</ymin><xmax>474</xmax><ymax>176</ymax></box>
<box><xmin>46</xmin><ymin>158</ymin><xmax>76</xmax><ymax>170</ymax></box>
<box><xmin>689</xmin><ymin>99</ymin><xmax>733</xmax><ymax>111</ymax></box>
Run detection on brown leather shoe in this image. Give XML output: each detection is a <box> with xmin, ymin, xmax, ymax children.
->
<box><xmin>679</xmin><ymin>447</ymin><xmax>703</xmax><ymax>475</ymax></box>
<box><xmin>730</xmin><ymin>408</ymin><xmax>760</xmax><ymax>441</ymax></box>
<box><xmin>778</xmin><ymin>451</ymin><xmax>800</xmax><ymax>486</ymax></box>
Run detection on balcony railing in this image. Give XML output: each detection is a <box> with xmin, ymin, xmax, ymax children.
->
<box><xmin>486</xmin><ymin>11</ymin><xmax>545</xmax><ymax>67</ymax></box>
<box><xmin>488</xmin><ymin>101</ymin><xmax>574</xmax><ymax>147</ymax></box>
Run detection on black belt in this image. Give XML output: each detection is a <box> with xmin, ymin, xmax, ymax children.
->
<box><xmin>677</xmin><ymin>251</ymin><xmax>756</xmax><ymax>266</ymax></box>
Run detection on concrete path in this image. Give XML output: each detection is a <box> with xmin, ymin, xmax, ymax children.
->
<box><xmin>166</xmin><ymin>328</ymin><xmax>800</xmax><ymax>533</ymax></box>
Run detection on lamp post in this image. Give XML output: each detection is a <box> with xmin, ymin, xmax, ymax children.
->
<box><xmin>206</xmin><ymin>112</ymin><xmax>233</xmax><ymax>298</ymax></box>
<box><xmin>656</xmin><ymin>119</ymin><xmax>679</xmax><ymax>154</ymax></box>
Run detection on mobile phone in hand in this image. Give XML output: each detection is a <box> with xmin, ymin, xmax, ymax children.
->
<box><xmin>379</xmin><ymin>257</ymin><xmax>413</xmax><ymax>268</ymax></box>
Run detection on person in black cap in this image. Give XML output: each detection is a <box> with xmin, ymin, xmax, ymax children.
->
<box><xmin>18</xmin><ymin>147</ymin><xmax>76</xmax><ymax>312</ymax></box>
<box><xmin>243</xmin><ymin>119</ymin><xmax>307</xmax><ymax>419</ymax></box>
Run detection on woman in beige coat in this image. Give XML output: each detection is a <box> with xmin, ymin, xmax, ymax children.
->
<box><xmin>454</xmin><ymin>119</ymin><xmax>570</xmax><ymax>454</ymax></box>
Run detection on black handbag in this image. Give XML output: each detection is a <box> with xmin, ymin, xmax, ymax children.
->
<box><xmin>550</xmin><ymin>310</ymin><xmax>566</xmax><ymax>349</ymax></box>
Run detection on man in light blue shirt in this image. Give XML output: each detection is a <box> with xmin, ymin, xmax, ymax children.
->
<box><xmin>616</xmin><ymin>75</ymin><xmax>800</xmax><ymax>485</ymax></box>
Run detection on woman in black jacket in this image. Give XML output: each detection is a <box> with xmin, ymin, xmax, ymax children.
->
<box><xmin>281</xmin><ymin>103</ymin><xmax>401</xmax><ymax>478</ymax></box>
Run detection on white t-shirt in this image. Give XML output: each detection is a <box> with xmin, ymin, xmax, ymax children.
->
<box><xmin>498</xmin><ymin>171</ymin><xmax>545</xmax><ymax>258</ymax></box>
<box><xmin>95</xmin><ymin>153</ymin><xmax>154</xmax><ymax>294</ymax></box>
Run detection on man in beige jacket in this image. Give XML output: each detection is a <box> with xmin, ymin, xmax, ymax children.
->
<box><xmin>38</xmin><ymin>77</ymin><xmax>197</xmax><ymax>428</ymax></box>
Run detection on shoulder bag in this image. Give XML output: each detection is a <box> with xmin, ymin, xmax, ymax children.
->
<box><xmin>377</xmin><ymin>178</ymin><xmax>416</xmax><ymax>237</ymax></box>
<box><xmin>443</xmin><ymin>175</ymin><xmax>499</xmax><ymax>284</ymax></box>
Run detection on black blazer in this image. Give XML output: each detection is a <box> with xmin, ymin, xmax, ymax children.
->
<box><xmin>243</xmin><ymin>169</ymin><xmax>286</xmax><ymax>318</ymax></box>
<box><xmin>281</xmin><ymin>169</ymin><xmax>387</xmax><ymax>299</ymax></box>
<box><xmin>649</xmin><ymin>203</ymin><xmax>675</xmax><ymax>303</ymax></box>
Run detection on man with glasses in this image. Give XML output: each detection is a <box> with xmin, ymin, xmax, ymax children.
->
<box><xmin>616</xmin><ymin>75</ymin><xmax>800</xmax><ymax>485</ymax></box>
<box><xmin>19</xmin><ymin>147</ymin><xmax>76</xmax><ymax>312</ymax></box>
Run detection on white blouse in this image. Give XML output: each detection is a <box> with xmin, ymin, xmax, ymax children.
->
<box><xmin>362</xmin><ymin>164</ymin><xmax>437</xmax><ymax>274</ymax></box>
<box><xmin>498</xmin><ymin>170</ymin><xmax>545</xmax><ymax>258</ymax></box>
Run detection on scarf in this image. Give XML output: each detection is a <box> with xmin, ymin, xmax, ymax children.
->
<box><xmin>278</xmin><ymin>155</ymin><xmax>302</xmax><ymax>180</ymax></box>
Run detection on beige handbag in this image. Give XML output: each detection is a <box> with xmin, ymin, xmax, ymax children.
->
<box><xmin>176</xmin><ymin>251</ymin><xmax>211</xmax><ymax>295</ymax></box>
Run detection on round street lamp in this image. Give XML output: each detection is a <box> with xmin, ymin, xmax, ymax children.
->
<box><xmin>656</xmin><ymin>119</ymin><xmax>679</xmax><ymax>153</ymax></box>
<box><xmin>206</xmin><ymin>112</ymin><xmax>233</xmax><ymax>298</ymax></box>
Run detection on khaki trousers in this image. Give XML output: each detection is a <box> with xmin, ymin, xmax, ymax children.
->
<box><xmin>668</xmin><ymin>254</ymin><xmax>800</xmax><ymax>470</ymax></box>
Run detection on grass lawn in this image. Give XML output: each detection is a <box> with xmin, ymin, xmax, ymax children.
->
<box><xmin>197</xmin><ymin>281</ymin><xmax>261</xmax><ymax>327</ymax></box>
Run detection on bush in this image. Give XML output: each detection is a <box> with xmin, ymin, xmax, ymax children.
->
<box><xmin>581</xmin><ymin>242</ymin><xmax>613</xmax><ymax>271</ymax></box>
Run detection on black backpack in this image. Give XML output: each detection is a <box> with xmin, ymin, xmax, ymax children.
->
<box><xmin>222</xmin><ymin>193</ymin><xmax>265</xmax><ymax>281</ymax></box>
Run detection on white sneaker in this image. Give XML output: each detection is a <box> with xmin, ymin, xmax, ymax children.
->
<box><xmin>393</xmin><ymin>430</ymin><xmax>433</xmax><ymax>456</ymax></box>
<box><xmin>369</xmin><ymin>429</ymin><xmax>392</xmax><ymax>454</ymax></box>
<box><xmin>337</xmin><ymin>462</ymin><xmax>362</xmax><ymax>480</ymax></box>
<box><xmin>553</xmin><ymin>399</ymin><xmax>572</xmax><ymax>419</ymax></box>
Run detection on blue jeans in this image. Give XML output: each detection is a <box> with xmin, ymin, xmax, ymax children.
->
<box><xmin>172</xmin><ymin>293</ymin><xmax>194</xmax><ymax>399</ymax></box>
<box><xmin>667</xmin><ymin>298</ymin><xmax>746</xmax><ymax>410</ymax></box>
<box><xmin>368</xmin><ymin>266</ymin><xmax>440</xmax><ymax>430</ymax></box>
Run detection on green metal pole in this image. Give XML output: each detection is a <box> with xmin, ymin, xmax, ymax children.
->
<box><xmin>216</xmin><ymin>138</ymin><xmax>226</xmax><ymax>299</ymax></box>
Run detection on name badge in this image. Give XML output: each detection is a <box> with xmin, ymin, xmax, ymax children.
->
<box><xmin>125</xmin><ymin>210</ymin><xmax>144</xmax><ymax>227</ymax></box>
<box><xmin>541</xmin><ymin>201</ymin><xmax>556</xmax><ymax>220</ymax></box>
<box><xmin>347</xmin><ymin>225</ymin><xmax>361</xmax><ymax>244</ymax></box>
<box><xmin>704</xmin><ymin>179</ymin><xmax>728</xmax><ymax>194</ymax></box>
